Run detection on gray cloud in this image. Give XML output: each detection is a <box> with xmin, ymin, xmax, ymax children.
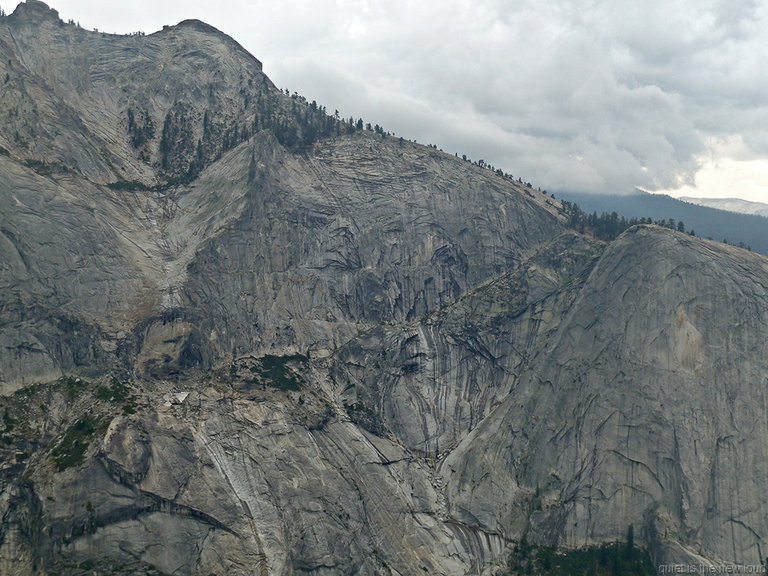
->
<box><xmin>6</xmin><ymin>0</ymin><xmax>767</xmax><ymax>195</ymax></box>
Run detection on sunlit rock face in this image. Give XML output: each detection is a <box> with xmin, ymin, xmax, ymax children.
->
<box><xmin>442</xmin><ymin>227</ymin><xmax>768</xmax><ymax>566</ymax></box>
<box><xmin>2</xmin><ymin>3</ymin><xmax>768</xmax><ymax>575</ymax></box>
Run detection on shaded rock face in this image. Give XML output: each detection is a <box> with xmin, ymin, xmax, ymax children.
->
<box><xmin>330</xmin><ymin>233</ymin><xmax>603</xmax><ymax>456</ymax></box>
<box><xmin>2</xmin><ymin>3</ymin><xmax>768</xmax><ymax>576</ymax></box>
<box><xmin>183</xmin><ymin>135</ymin><xmax>561</xmax><ymax>359</ymax></box>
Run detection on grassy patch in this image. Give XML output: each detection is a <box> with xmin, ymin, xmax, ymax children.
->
<box><xmin>24</xmin><ymin>158</ymin><xmax>70</xmax><ymax>176</ymax></box>
<box><xmin>233</xmin><ymin>353</ymin><xmax>309</xmax><ymax>391</ymax></box>
<box><xmin>52</xmin><ymin>416</ymin><xmax>102</xmax><ymax>471</ymax></box>
<box><xmin>106</xmin><ymin>180</ymin><xmax>149</xmax><ymax>191</ymax></box>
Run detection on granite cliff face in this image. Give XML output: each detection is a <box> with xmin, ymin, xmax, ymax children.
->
<box><xmin>2</xmin><ymin>2</ymin><xmax>768</xmax><ymax>575</ymax></box>
<box><xmin>441</xmin><ymin>228</ymin><xmax>768</xmax><ymax>565</ymax></box>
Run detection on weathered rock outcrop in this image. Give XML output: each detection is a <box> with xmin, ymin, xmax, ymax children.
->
<box><xmin>442</xmin><ymin>227</ymin><xmax>768</xmax><ymax>566</ymax></box>
<box><xmin>2</xmin><ymin>2</ymin><xmax>768</xmax><ymax>575</ymax></box>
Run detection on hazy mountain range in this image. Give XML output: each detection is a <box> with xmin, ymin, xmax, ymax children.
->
<box><xmin>680</xmin><ymin>196</ymin><xmax>768</xmax><ymax>218</ymax></box>
<box><xmin>559</xmin><ymin>191</ymin><xmax>768</xmax><ymax>254</ymax></box>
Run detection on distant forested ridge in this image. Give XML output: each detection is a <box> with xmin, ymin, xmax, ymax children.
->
<box><xmin>557</xmin><ymin>191</ymin><xmax>768</xmax><ymax>255</ymax></box>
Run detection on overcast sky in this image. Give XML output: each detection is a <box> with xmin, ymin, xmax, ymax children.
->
<box><xmin>5</xmin><ymin>0</ymin><xmax>768</xmax><ymax>201</ymax></box>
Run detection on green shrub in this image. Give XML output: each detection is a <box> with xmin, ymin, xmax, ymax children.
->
<box><xmin>507</xmin><ymin>539</ymin><xmax>655</xmax><ymax>576</ymax></box>
<box><xmin>14</xmin><ymin>385</ymin><xmax>37</xmax><ymax>398</ymax></box>
<box><xmin>343</xmin><ymin>400</ymin><xmax>386</xmax><ymax>436</ymax></box>
<box><xmin>259</xmin><ymin>354</ymin><xmax>308</xmax><ymax>391</ymax></box>
<box><xmin>60</xmin><ymin>376</ymin><xmax>89</xmax><ymax>399</ymax></box>
<box><xmin>95</xmin><ymin>378</ymin><xmax>130</xmax><ymax>403</ymax></box>
<box><xmin>2</xmin><ymin>411</ymin><xmax>15</xmax><ymax>433</ymax></box>
<box><xmin>52</xmin><ymin>417</ymin><xmax>100</xmax><ymax>471</ymax></box>
<box><xmin>106</xmin><ymin>180</ymin><xmax>149</xmax><ymax>191</ymax></box>
<box><xmin>237</xmin><ymin>353</ymin><xmax>309</xmax><ymax>391</ymax></box>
